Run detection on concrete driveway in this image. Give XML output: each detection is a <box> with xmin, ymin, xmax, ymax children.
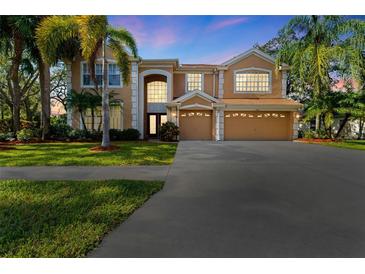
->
<box><xmin>90</xmin><ymin>141</ymin><xmax>365</xmax><ymax>257</ymax></box>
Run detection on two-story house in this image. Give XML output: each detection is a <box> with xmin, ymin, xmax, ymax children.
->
<box><xmin>68</xmin><ymin>47</ymin><xmax>302</xmax><ymax>141</ymax></box>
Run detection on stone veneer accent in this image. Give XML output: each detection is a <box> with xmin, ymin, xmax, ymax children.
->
<box><xmin>131</xmin><ymin>61</ymin><xmax>139</xmax><ymax>129</ymax></box>
<box><xmin>292</xmin><ymin>113</ymin><xmax>299</xmax><ymax>139</ymax></box>
<box><xmin>66</xmin><ymin>63</ymin><xmax>73</xmax><ymax>126</ymax></box>
<box><xmin>281</xmin><ymin>71</ymin><xmax>287</xmax><ymax>98</ymax></box>
<box><xmin>218</xmin><ymin>70</ymin><xmax>224</xmax><ymax>99</ymax></box>
<box><xmin>215</xmin><ymin>109</ymin><xmax>224</xmax><ymax>141</ymax></box>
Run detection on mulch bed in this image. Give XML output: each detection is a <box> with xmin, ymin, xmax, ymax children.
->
<box><xmin>0</xmin><ymin>145</ymin><xmax>16</xmax><ymax>150</ymax></box>
<box><xmin>295</xmin><ymin>138</ymin><xmax>337</xmax><ymax>143</ymax></box>
<box><xmin>89</xmin><ymin>145</ymin><xmax>120</xmax><ymax>152</ymax></box>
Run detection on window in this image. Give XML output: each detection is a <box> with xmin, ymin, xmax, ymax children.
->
<box><xmin>186</xmin><ymin>73</ymin><xmax>203</xmax><ymax>92</ymax></box>
<box><xmin>235</xmin><ymin>70</ymin><xmax>271</xmax><ymax>93</ymax></box>
<box><xmin>82</xmin><ymin>63</ymin><xmax>103</xmax><ymax>87</ymax></box>
<box><xmin>147</xmin><ymin>81</ymin><xmax>167</xmax><ymax>103</ymax></box>
<box><xmin>108</xmin><ymin>63</ymin><xmax>121</xmax><ymax>87</ymax></box>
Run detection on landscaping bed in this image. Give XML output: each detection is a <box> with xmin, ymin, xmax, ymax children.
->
<box><xmin>0</xmin><ymin>179</ymin><xmax>164</xmax><ymax>257</ymax></box>
<box><xmin>0</xmin><ymin>141</ymin><xmax>177</xmax><ymax>166</ymax></box>
<box><xmin>296</xmin><ymin>138</ymin><xmax>365</xmax><ymax>151</ymax></box>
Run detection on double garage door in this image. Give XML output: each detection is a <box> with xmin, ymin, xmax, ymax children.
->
<box><xmin>224</xmin><ymin>111</ymin><xmax>291</xmax><ymax>140</ymax></box>
<box><xmin>179</xmin><ymin>110</ymin><xmax>291</xmax><ymax>141</ymax></box>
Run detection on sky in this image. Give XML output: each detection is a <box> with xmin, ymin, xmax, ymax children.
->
<box><xmin>108</xmin><ymin>16</ymin><xmax>365</xmax><ymax>65</ymax></box>
<box><xmin>108</xmin><ymin>16</ymin><xmax>293</xmax><ymax>64</ymax></box>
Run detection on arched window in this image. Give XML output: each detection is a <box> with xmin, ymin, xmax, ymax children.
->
<box><xmin>147</xmin><ymin>81</ymin><xmax>167</xmax><ymax>103</ymax></box>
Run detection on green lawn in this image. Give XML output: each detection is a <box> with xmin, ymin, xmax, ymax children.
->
<box><xmin>0</xmin><ymin>179</ymin><xmax>163</xmax><ymax>257</ymax></box>
<box><xmin>319</xmin><ymin>140</ymin><xmax>365</xmax><ymax>151</ymax></box>
<box><xmin>0</xmin><ymin>141</ymin><xmax>177</xmax><ymax>166</ymax></box>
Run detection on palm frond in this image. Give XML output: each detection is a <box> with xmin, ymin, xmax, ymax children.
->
<box><xmin>107</xmin><ymin>26</ymin><xmax>138</xmax><ymax>57</ymax></box>
<box><xmin>108</xmin><ymin>38</ymin><xmax>131</xmax><ymax>85</ymax></box>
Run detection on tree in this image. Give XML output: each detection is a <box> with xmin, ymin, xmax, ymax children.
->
<box><xmin>275</xmin><ymin>16</ymin><xmax>365</xmax><ymax>131</ymax></box>
<box><xmin>36</xmin><ymin>15</ymin><xmax>138</xmax><ymax>147</ymax></box>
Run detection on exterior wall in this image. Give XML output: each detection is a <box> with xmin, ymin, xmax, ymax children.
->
<box><xmin>173</xmin><ymin>73</ymin><xmax>185</xmax><ymax>98</ymax></box>
<box><xmin>204</xmin><ymin>74</ymin><xmax>214</xmax><ymax>97</ymax></box>
<box><xmin>70</xmin><ymin>52</ymin><xmax>132</xmax><ymax>130</ymax></box>
<box><xmin>223</xmin><ymin>54</ymin><xmax>283</xmax><ymax>99</ymax></box>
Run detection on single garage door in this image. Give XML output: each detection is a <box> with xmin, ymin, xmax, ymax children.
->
<box><xmin>179</xmin><ymin>110</ymin><xmax>212</xmax><ymax>140</ymax></box>
<box><xmin>224</xmin><ymin>111</ymin><xmax>291</xmax><ymax>140</ymax></box>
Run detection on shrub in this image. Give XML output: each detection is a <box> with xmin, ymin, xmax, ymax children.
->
<box><xmin>50</xmin><ymin>116</ymin><xmax>72</xmax><ymax>139</ymax></box>
<box><xmin>16</xmin><ymin>129</ymin><xmax>34</xmax><ymax>142</ymax></box>
<box><xmin>109</xmin><ymin>129</ymin><xmax>124</xmax><ymax>141</ymax></box>
<box><xmin>303</xmin><ymin>130</ymin><xmax>316</xmax><ymax>139</ymax></box>
<box><xmin>0</xmin><ymin>118</ymin><xmax>12</xmax><ymax>133</ymax></box>
<box><xmin>68</xmin><ymin>129</ymin><xmax>88</xmax><ymax>140</ymax></box>
<box><xmin>120</xmin><ymin>128</ymin><xmax>140</xmax><ymax>140</ymax></box>
<box><xmin>0</xmin><ymin>132</ymin><xmax>12</xmax><ymax>142</ymax></box>
<box><xmin>160</xmin><ymin>122</ymin><xmax>179</xmax><ymax>142</ymax></box>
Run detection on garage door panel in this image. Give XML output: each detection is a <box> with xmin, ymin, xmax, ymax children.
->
<box><xmin>179</xmin><ymin>110</ymin><xmax>212</xmax><ymax>140</ymax></box>
<box><xmin>224</xmin><ymin>111</ymin><xmax>291</xmax><ymax>140</ymax></box>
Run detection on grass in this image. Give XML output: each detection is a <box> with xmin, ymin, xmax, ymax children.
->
<box><xmin>0</xmin><ymin>141</ymin><xmax>177</xmax><ymax>166</ymax></box>
<box><xmin>0</xmin><ymin>179</ymin><xmax>164</xmax><ymax>257</ymax></box>
<box><xmin>319</xmin><ymin>140</ymin><xmax>365</xmax><ymax>151</ymax></box>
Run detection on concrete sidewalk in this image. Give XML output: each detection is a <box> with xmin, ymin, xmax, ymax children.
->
<box><xmin>0</xmin><ymin>166</ymin><xmax>170</xmax><ymax>181</ymax></box>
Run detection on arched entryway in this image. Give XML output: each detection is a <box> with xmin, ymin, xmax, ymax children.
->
<box><xmin>138</xmin><ymin>69</ymin><xmax>172</xmax><ymax>138</ymax></box>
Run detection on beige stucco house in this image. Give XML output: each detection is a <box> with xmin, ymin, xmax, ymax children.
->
<box><xmin>68</xmin><ymin>48</ymin><xmax>302</xmax><ymax>141</ymax></box>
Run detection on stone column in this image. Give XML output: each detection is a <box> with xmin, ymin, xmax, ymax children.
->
<box><xmin>218</xmin><ymin>70</ymin><xmax>224</xmax><ymax>99</ymax></box>
<box><xmin>281</xmin><ymin>71</ymin><xmax>288</xmax><ymax>98</ymax></box>
<box><xmin>131</xmin><ymin>62</ymin><xmax>139</xmax><ymax>130</ymax></box>
<box><xmin>215</xmin><ymin>108</ymin><xmax>224</xmax><ymax>141</ymax></box>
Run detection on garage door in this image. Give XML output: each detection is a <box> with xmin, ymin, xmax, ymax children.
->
<box><xmin>224</xmin><ymin>111</ymin><xmax>291</xmax><ymax>140</ymax></box>
<box><xmin>179</xmin><ymin>110</ymin><xmax>212</xmax><ymax>140</ymax></box>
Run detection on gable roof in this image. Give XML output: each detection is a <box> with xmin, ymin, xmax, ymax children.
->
<box><xmin>172</xmin><ymin>90</ymin><xmax>219</xmax><ymax>104</ymax></box>
<box><xmin>221</xmin><ymin>48</ymin><xmax>289</xmax><ymax>69</ymax></box>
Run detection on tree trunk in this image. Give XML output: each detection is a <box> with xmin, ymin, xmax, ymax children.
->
<box><xmin>315</xmin><ymin>114</ymin><xmax>320</xmax><ymax>131</ymax></box>
<box><xmin>335</xmin><ymin>114</ymin><xmax>350</xmax><ymax>139</ymax></box>
<box><xmin>9</xmin><ymin>33</ymin><xmax>23</xmax><ymax>133</ymax></box>
<box><xmin>101</xmin><ymin>39</ymin><xmax>110</xmax><ymax>147</ymax></box>
<box><xmin>79</xmin><ymin>110</ymin><xmax>87</xmax><ymax>130</ymax></box>
<box><xmin>91</xmin><ymin>108</ymin><xmax>95</xmax><ymax>131</ymax></box>
<box><xmin>39</xmin><ymin>62</ymin><xmax>51</xmax><ymax>140</ymax></box>
<box><xmin>358</xmin><ymin>118</ymin><xmax>364</xmax><ymax>140</ymax></box>
<box><xmin>66</xmin><ymin>62</ymin><xmax>73</xmax><ymax>126</ymax></box>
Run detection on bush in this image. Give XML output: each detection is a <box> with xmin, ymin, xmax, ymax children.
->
<box><xmin>160</xmin><ymin>122</ymin><xmax>179</xmax><ymax>142</ymax></box>
<box><xmin>303</xmin><ymin>130</ymin><xmax>316</xmax><ymax>139</ymax></box>
<box><xmin>0</xmin><ymin>132</ymin><xmax>13</xmax><ymax>142</ymax></box>
<box><xmin>0</xmin><ymin>118</ymin><xmax>12</xmax><ymax>133</ymax></box>
<box><xmin>109</xmin><ymin>128</ymin><xmax>140</xmax><ymax>141</ymax></box>
<box><xmin>16</xmin><ymin>129</ymin><xmax>34</xmax><ymax>142</ymax></box>
<box><xmin>50</xmin><ymin>116</ymin><xmax>72</xmax><ymax>139</ymax></box>
<box><xmin>68</xmin><ymin>129</ymin><xmax>88</xmax><ymax>140</ymax></box>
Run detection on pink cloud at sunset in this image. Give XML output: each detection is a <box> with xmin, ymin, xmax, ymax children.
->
<box><xmin>206</xmin><ymin>17</ymin><xmax>249</xmax><ymax>32</ymax></box>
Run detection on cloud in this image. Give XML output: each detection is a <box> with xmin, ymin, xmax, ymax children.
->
<box><xmin>206</xmin><ymin>17</ymin><xmax>249</xmax><ymax>32</ymax></box>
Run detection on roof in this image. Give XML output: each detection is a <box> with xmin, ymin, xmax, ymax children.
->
<box><xmin>172</xmin><ymin>90</ymin><xmax>219</xmax><ymax>103</ymax></box>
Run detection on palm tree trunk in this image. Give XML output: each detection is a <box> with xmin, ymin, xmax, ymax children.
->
<box><xmin>358</xmin><ymin>118</ymin><xmax>364</xmax><ymax>140</ymax></box>
<box><xmin>101</xmin><ymin>38</ymin><xmax>110</xmax><ymax>147</ymax></box>
<box><xmin>66</xmin><ymin>62</ymin><xmax>73</xmax><ymax>126</ymax></box>
<box><xmin>39</xmin><ymin>62</ymin><xmax>51</xmax><ymax>140</ymax></box>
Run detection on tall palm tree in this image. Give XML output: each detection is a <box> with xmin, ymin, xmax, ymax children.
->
<box><xmin>36</xmin><ymin>15</ymin><xmax>138</xmax><ymax>147</ymax></box>
<box><xmin>276</xmin><ymin>16</ymin><xmax>365</xmax><ymax>130</ymax></box>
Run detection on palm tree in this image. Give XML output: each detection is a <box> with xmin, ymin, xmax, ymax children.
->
<box><xmin>36</xmin><ymin>15</ymin><xmax>138</xmax><ymax>147</ymax></box>
<box><xmin>276</xmin><ymin>16</ymin><xmax>365</xmax><ymax>131</ymax></box>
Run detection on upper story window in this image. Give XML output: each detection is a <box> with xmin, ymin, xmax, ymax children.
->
<box><xmin>186</xmin><ymin>73</ymin><xmax>203</xmax><ymax>92</ymax></box>
<box><xmin>82</xmin><ymin>62</ymin><xmax>103</xmax><ymax>87</ymax></box>
<box><xmin>108</xmin><ymin>63</ymin><xmax>121</xmax><ymax>87</ymax></box>
<box><xmin>234</xmin><ymin>69</ymin><xmax>271</xmax><ymax>93</ymax></box>
<box><xmin>147</xmin><ymin>81</ymin><xmax>167</xmax><ymax>103</ymax></box>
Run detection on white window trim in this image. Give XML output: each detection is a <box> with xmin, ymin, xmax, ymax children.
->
<box><xmin>107</xmin><ymin>61</ymin><xmax>123</xmax><ymax>88</ymax></box>
<box><xmin>80</xmin><ymin>60</ymin><xmax>123</xmax><ymax>88</ymax></box>
<box><xmin>233</xmin><ymin>67</ymin><xmax>272</xmax><ymax>94</ymax></box>
<box><xmin>185</xmin><ymin>73</ymin><xmax>204</xmax><ymax>93</ymax></box>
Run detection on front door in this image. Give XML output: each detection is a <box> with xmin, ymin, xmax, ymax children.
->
<box><xmin>148</xmin><ymin>113</ymin><xmax>167</xmax><ymax>138</ymax></box>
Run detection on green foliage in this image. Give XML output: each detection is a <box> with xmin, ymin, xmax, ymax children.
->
<box><xmin>16</xmin><ymin>129</ymin><xmax>34</xmax><ymax>142</ymax></box>
<box><xmin>119</xmin><ymin>128</ymin><xmax>140</xmax><ymax>140</ymax></box>
<box><xmin>160</xmin><ymin>121</ymin><xmax>179</xmax><ymax>142</ymax></box>
<box><xmin>0</xmin><ymin>132</ymin><xmax>12</xmax><ymax>141</ymax></box>
<box><xmin>303</xmin><ymin>130</ymin><xmax>316</xmax><ymax>139</ymax></box>
<box><xmin>49</xmin><ymin>115</ymin><xmax>72</xmax><ymax>139</ymax></box>
<box><xmin>0</xmin><ymin>179</ymin><xmax>163</xmax><ymax>257</ymax></box>
<box><xmin>0</xmin><ymin>118</ymin><xmax>12</xmax><ymax>133</ymax></box>
<box><xmin>0</xmin><ymin>142</ymin><xmax>177</xmax><ymax>166</ymax></box>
